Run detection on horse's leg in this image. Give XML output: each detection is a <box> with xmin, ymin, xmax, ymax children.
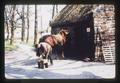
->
<box><xmin>38</xmin><ymin>56</ymin><xmax>44</xmax><ymax>69</ymax></box>
<box><xmin>60</xmin><ymin>46</ymin><xmax>64</xmax><ymax>59</ymax></box>
<box><xmin>38</xmin><ymin>59</ymin><xmax>41</xmax><ymax>68</ymax></box>
<box><xmin>61</xmin><ymin>51</ymin><xmax>64</xmax><ymax>59</ymax></box>
<box><xmin>48</xmin><ymin>55</ymin><xmax>53</xmax><ymax>65</ymax></box>
<box><xmin>43</xmin><ymin>53</ymin><xmax>49</xmax><ymax>68</ymax></box>
<box><xmin>39</xmin><ymin>60</ymin><xmax>44</xmax><ymax>69</ymax></box>
<box><xmin>45</xmin><ymin>48</ymin><xmax>53</xmax><ymax>67</ymax></box>
<box><xmin>49</xmin><ymin>46</ymin><xmax>53</xmax><ymax>65</ymax></box>
<box><xmin>53</xmin><ymin>47</ymin><xmax>58</xmax><ymax>60</ymax></box>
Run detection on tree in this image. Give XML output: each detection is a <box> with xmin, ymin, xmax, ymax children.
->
<box><xmin>4</xmin><ymin>5</ymin><xmax>15</xmax><ymax>41</ymax></box>
<box><xmin>26</xmin><ymin>5</ymin><xmax>30</xmax><ymax>43</ymax></box>
<box><xmin>52</xmin><ymin>5</ymin><xmax>58</xmax><ymax>19</ymax></box>
<box><xmin>10</xmin><ymin>5</ymin><xmax>16</xmax><ymax>45</ymax></box>
<box><xmin>34</xmin><ymin>5</ymin><xmax>38</xmax><ymax>45</ymax></box>
<box><xmin>5</xmin><ymin>5</ymin><xmax>29</xmax><ymax>44</ymax></box>
<box><xmin>4</xmin><ymin>7</ymin><xmax>10</xmax><ymax>40</ymax></box>
<box><xmin>21</xmin><ymin>5</ymin><xmax>25</xmax><ymax>42</ymax></box>
<box><xmin>52</xmin><ymin>5</ymin><xmax>55</xmax><ymax>19</ymax></box>
<box><xmin>56</xmin><ymin>5</ymin><xmax>58</xmax><ymax>14</ymax></box>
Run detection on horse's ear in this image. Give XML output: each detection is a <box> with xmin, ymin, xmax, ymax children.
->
<box><xmin>64</xmin><ymin>30</ymin><xmax>69</xmax><ymax>35</ymax></box>
<box><xmin>62</xmin><ymin>30</ymin><xmax>69</xmax><ymax>35</ymax></box>
<box><xmin>59</xmin><ymin>28</ymin><xmax>69</xmax><ymax>35</ymax></box>
<box><xmin>59</xmin><ymin>31</ymin><xmax>62</xmax><ymax>34</ymax></box>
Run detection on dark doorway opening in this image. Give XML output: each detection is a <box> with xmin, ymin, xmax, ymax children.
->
<box><xmin>64</xmin><ymin>12</ymin><xmax>95</xmax><ymax>61</ymax></box>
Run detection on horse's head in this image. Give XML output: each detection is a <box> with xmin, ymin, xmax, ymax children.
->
<box><xmin>58</xmin><ymin>29</ymin><xmax>70</xmax><ymax>45</ymax></box>
<box><xmin>59</xmin><ymin>29</ymin><xmax>69</xmax><ymax>37</ymax></box>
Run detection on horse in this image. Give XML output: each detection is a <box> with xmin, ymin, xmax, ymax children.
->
<box><xmin>36</xmin><ymin>29</ymin><xmax>69</xmax><ymax>59</ymax></box>
<box><xmin>35</xmin><ymin>29</ymin><xmax>69</xmax><ymax>68</ymax></box>
<box><xmin>36</xmin><ymin>42</ymin><xmax>53</xmax><ymax>68</ymax></box>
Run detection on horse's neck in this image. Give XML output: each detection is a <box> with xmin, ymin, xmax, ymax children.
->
<box><xmin>61</xmin><ymin>33</ymin><xmax>67</xmax><ymax>44</ymax></box>
<box><xmin>54</xmin><ymin>34</ymin><xmax>62</xmax><ymax>39</ymax></box>
<box><xmin>53</xmin><ymin>34</ymin><xmax>66</xmax><ymax>45</ymax></box>
<box><xmin>54</xmin><ymin>34</ymin><xmax>63</xmax><ymax>43</ymax></box>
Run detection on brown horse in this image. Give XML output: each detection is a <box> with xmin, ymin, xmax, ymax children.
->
<box><xmin>36</xmin><ymin>29</ymin><xmax>69</xmax><ymax>68</ymax></box>
<box><xmin>36</xmin><ymin>29</ymin><xmax>69</xmax><ymax>59</ymax></box>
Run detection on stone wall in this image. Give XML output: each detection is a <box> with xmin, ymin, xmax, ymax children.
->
<box><xmin>93</xmin><ymin>5</ymin><xmax>115</xmax><ymax>46</ymax></box>
<box><xmin>93</xmin><ymin>5</ymin><xmax>115</xmax><ymax>62</ymax></box>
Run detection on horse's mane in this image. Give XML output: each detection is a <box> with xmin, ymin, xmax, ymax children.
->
<box><xmin>36</xmin><ymin>43</ymin><xmax>45</xmax><ymax>57</ymax></box>
<box><xmin>60</xmin><ymin>31</ymin><xmax>66</xmax><ymax>37</ymax></box>
<box><xmin>59</xmin><ymin>29</ymin><xmax>69</xmax><ymax>36</ymax></box>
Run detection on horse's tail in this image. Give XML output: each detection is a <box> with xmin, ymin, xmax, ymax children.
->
<box><xmin>36</xmin><ymin>44</ymin><xmax>44</xmax><ymax>57</ymax></box>
<box><xmin>40</xmin><ymin>44</ymin><xmax>44</xmax><ymax>53</ymax></box>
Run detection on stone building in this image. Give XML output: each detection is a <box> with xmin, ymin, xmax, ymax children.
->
<box><xmin>49</xmin><ymin>5</ymin><xmax>115</xmax><ymax>62</ymax></box>
<box><xmin>93</xmin><ymin>5</ymin><xmax>115</xmax><ymax>63</ymax></box>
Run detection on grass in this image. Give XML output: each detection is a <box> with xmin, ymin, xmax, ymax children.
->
<box><xmin>5</xmin><ymin>38</ymin><xmax>35</xmax><ymax>51</ymax></box>
<box><xmin>5</xmin><ymin>40</ymin><xmax>18</xmax><ymax>51</ymax></box>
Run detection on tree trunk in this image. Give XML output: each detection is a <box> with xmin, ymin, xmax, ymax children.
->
<box><xmin>52</xmin><ymin>5</ymin><xmax>55</xmax><ymax>19</ymax></box>
<box><xmin>26</xmin><ymin>5</ymin><xmax>30</xmax><ymax>43</ymax></box>
<box><xmin>10</xmin><ymin>5</ymin><xmax>16</xmax><ymax>45</ymax></box>
<box><xmin>21</xmin><ymin>5</ymin><xmax>25</xmax><ymax>42</ymax></box>
<box><xmin>5</xmin><ymin>17</ymin><xmax>10</xmax><ymax>40</ymax></box>
<box><xmin>34</xmin><ymin>5</ymin><xmax>38</xmax><ymax>45</ymax></box>
<box><xmin>6</xmin><ymin>20</ymin><xmax>10</xmax><ymax>40</ymax></box>
<box><xmin>56</xmin><ymin>5</ymin><xmax>58</xmax><ymax>14</ymax></box>
<box><xmin>4</xmin><ymin>8</ymin><xmax>10</xmax><ymax>40</ymax></box>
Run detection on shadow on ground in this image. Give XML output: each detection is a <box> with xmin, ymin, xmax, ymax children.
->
<box><xmin>5</xmin><ymin>65</ymin><xmax>102</xmax><ymax>79</ymax></box>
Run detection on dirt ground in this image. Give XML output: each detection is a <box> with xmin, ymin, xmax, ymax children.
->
<box><xmin>5</xmin><ymin>43</ymin><xmax>115</xmax><ymax>79</ymax></box>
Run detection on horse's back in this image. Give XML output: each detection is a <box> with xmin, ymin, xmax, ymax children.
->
<box><xmin>40</xmin><ymin>35</ymin><xmax>57</xmax><ymax>47</ymax></box>
<box><xmin>39</xmin><ymin>35</ymin><xmax>52</xmax><ymax>43</ymax></box>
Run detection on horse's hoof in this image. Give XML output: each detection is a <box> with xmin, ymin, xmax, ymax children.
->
<box><xmin>83</xmin><ymin>58</ymin><xmax>91</xmax><ymax>62</ymax></box>
<box><xmin>38</xmin><ymin>61</ymin><xmax>44</xmax><ymax>69</ymax></box>
<box><xmin>45</xmin><ymin>63</ymin><xmax>48</xmax><ymax>68</ymax></box>
<box><xmin>41</xmin><ymin>64</ymin><xmax>44</xmax><ymax>69</ymax></box>
<box><xmin>38</xmin><ymin>62</ymin><xmax>41</xmax><ymax>68</ymax></box>
<box><xmin>41</xmin><ymin>62</ymin><xmax>44</xmax><ymax>69</ymax></box>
